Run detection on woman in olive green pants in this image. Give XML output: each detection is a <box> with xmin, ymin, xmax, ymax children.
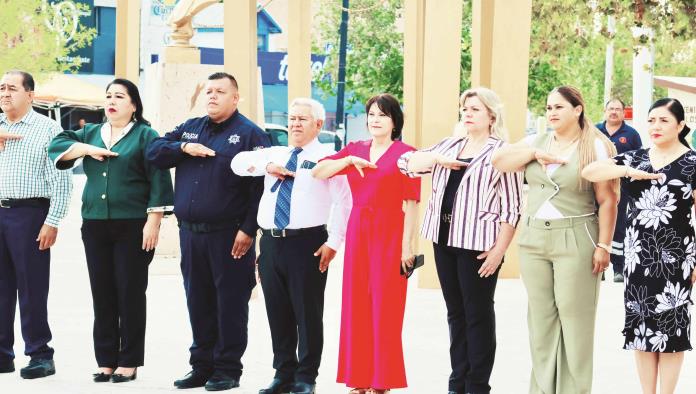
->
<box><xmin>492</xmin><ymin>86</ymin><xmax>618</xmax><ymax>394</ymax></box>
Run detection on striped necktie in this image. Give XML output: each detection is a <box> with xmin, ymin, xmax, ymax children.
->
<box><xmin>273</xmin><ymin>147</ymin><xmax>303</xmax><ymax>229</ymax></box>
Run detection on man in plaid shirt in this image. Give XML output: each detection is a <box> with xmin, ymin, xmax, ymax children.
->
<box><xmin>0</xmin><ymin>70</ymin><xmax>72</xmax><ymax>379</ymax></box>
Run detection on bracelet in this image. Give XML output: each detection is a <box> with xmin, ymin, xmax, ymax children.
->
<box><xmin>596</xmin><ymin>242</ymin><xmax>612</xmax><ymax>254</ymax></box>
<box><xmin>181</xmin><ymin>142</ymin><xmax>188</xmax><ymax>152</ymax></box>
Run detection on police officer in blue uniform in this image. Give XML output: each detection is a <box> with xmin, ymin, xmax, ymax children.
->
<box><xmin>147</xmin><ymin>72</ymin><xmax>270</xmax><ymax>391</ymax></box>
<box><xmin>596</xmin><ymin>97</ymin><xmax>642</xmax><ymax>283</ymax></box>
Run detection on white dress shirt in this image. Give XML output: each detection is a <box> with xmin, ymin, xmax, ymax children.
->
<box><xmin>231</xmin><ymin>138</ymin><xmax>352</xmax><ymax>250</ymax></box>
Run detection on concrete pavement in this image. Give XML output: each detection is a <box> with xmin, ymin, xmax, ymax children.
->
<box><xmin>2</xmin><ymin>175</ymin><xmax>696</xmax><ymax>393</ymax></box>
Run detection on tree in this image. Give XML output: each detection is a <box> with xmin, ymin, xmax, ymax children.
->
<box><xmin>0</xmin><ymin>0</ymin><xmax>96</xmax><ymax>77</ymax></box>
<box><xmin>313</xmin><ymin>0</ymin><xmax>472</xmax><ymax>106</ymax></box>
<box><xmin>313</xmin><ymin>0</ymin><xmax>695</xmax><ymax>121</ymax></box>
<box><xmin>528</xmin><ymin>0</ymin><xmax>696</xmax><ymax>119</ymax></box>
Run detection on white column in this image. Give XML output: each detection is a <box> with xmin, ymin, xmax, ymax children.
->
<box><xmin>632</xmin><ymin>27</ymin><xmax>654</xmax><ymax>144</ymax></box>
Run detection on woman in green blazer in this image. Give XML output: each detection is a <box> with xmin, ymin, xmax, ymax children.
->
<box><xmin>48</xmin><ymin>79</ymin><xmax>174</xmax><ymax>383</ymax></box>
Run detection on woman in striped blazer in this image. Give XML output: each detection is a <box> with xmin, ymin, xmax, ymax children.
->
<box><xmin>397</xmin><ymin>87</ymin><xmax>523</xmax><ymax>394</ymax></box>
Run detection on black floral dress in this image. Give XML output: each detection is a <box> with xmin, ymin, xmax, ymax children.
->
<box><xmin>614</xmin><ymin>148</ymin><xmax>696</xmax><ymax>353</ymax></box>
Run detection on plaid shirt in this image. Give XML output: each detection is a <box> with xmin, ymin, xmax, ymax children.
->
<box><xmin>0</xmin><ymin>110</ymin><xmax>72</xmax><ymax>227</ymax></box>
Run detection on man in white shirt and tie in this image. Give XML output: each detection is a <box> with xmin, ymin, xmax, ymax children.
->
<box><xmin>231</xmin><ymin>98</ymin><xmax>351</xmax><ymax>394</ymax></box>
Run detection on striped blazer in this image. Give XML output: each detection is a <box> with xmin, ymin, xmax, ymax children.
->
<box><xmin>398</xmin><ymin>136</ymin><xmax>523</xmax><ymax>251</ymax></box>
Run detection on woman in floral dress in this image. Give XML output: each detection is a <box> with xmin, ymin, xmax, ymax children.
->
<box><xmin>582</xmin><ymin>98</ymin><xmax>696</xmax><ymax>394</ymax></box>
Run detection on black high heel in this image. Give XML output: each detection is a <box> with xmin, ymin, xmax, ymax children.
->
<box><xmin>92</xmin><ymin>372</ymin><xmax>112</xmax><ymax>382</ymax></box>
<box><xmin>111</xmin><ymin>368</ymin><xmax>137</xmax><ymax>383</ymax></box>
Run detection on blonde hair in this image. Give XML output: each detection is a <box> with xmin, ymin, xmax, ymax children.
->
<box><xmin>551</xmin><ymin>86</ymin><xmax>618</xmax><ymax>191</ymax></box>
<box><xmin>456</xmin><ymin>87</ymin><xmax>508</xmax><ymax>141</ymax></box>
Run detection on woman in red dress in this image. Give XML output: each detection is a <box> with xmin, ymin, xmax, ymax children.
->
<box><xmin>313</xmin><ymin>94</ymin><xmax>421</xmax><ymax>394</ymax></box>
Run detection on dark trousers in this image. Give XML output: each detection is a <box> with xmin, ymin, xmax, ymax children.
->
<box><xmin>179</xmin><ymin>226</ymin><xmax>256</xmax><ymax>379</ymax></box>
<box><xmin>0</xmin><ymin>204</ymin><xmax>54</xmax><ymax>362</ymax></box>
<box><xmin>612</xmin><ymin>192</ymin><xmax>628</xmax><ymax>273</ymax></box>
<box><xmin>81</xmin><ymin>219</ymin><xmax>153</xmax><ymax>368</ymax></box>
<box><xmin>433</xmin><ymin>242</ymin><xmax>499</xmax><ymax>394</ymax></box>
<box><xmin>257</xmin><ymin>230</ymin><xmax>328</xmax><ymax>384</ymax></box>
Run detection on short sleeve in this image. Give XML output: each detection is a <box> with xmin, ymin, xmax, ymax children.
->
<box><xmin>319</xmin><ymin>142</ymin><xmax>356</xmax><ymax>176</ymax></box>
<box><xmin>593</xmin><ymin>138</ymin><xmax>610</xmax><ymax>161</ymax></box>
<box><xmin>322</xmin><ymin>141</ymin><xmax>354</xmax><ymax>161</ymax></box>
<box><xmin>403</xmin><ymin>173</ymin><xmax>421</xmax><ymax>202</ymax></box>
<box><xmin>522</xmin><ymin>134</ymin><xmax>536</xmax><ymax>146</ymax></box>
<box><xmin>613</xmin><ymin>150</ymin><xmax>634</xmax><ymax>167</ymax></box>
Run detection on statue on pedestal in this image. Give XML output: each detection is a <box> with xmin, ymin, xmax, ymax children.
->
<box><xmin>167</xmin><ymin>0</ymin><xmax>220</xmax><ymax>47</ymax></box>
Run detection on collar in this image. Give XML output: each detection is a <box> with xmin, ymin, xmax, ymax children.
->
<box><xmin>101</xmin><ymin>121</ymin><xmax>136</xmax><ymax>149</ymax></box>
<box><xmin>290</xmin><ymin>137</ymin><xmax>321</xmax><ymax>154</ymax></box>
<box><xmin>206</xmin><ymin>110</ymin><xmax>239</xmax><ymax>132</ymax></box>
<box><xmin>0</xmin><ymin>109</ymin><xmax>35</xmax><ymax>126</ymax></box>
<box><xmin>601</xmin><ymin>121</ymin><xmax>627</xmax><ymax>133</ymax></box>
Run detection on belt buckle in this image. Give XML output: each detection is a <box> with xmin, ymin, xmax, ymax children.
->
<box><xmin>442</xmin><ymin>213</ymin><xmax>452</xmax><ymax>223</ymax></box>
<box><xmin>0</xmin><ymin>199</ymin><xmax>8</xmax><ymax>208</ymax></box>
<box><xmin>270</xmin><ymin>228</ymin><xmax>286</xmax><ymax>238</ymax></box>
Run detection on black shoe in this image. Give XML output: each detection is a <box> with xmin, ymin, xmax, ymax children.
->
<box><xmin>289</xmin><ymin>382</ymin><xmax>315</xmax><ymax>394</ymax></box>
<box><xmin>111</xmin><ymin>369</ymin><xmax>137</xmax><ymax>383</ymax></box>
<box><xmin>20</xmin><ymin>359</ymin><xmax>55</xmax><ymax>379</ymax></box>
<box><xmin>259</xmin><ymin>378</ymin><xmax>293</xmax><ymax>394</ymax></box>
<box><xmin>174</xmin><ymin>369</ymin><xmax>212</xmax><ymax>389</ymax></box>
<box><xmin>93</xmin><ymin>372</ymin><xmax>112</xmax><ymax>382</ymax></box>
<box><xmin>0</xmin><ymin>360</ymin><xmax>14</xmax><ymax>373</ymax></box>
<box><xmin>205</xmin><ymin>371</ymin><xmax>240</xmax><ymax>391</ymax></box>
<box><xmin>614</xmin><ymin>272</ymin><xmax>624</xmax><ymax>282</ymax></box>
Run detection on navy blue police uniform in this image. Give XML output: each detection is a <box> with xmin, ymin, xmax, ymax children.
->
<box><xmin>147</xmin><ymin>110</ymin><xmax>270</xmax><ymax>380</ymax></box>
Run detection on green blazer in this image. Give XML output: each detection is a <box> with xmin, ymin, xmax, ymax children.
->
<box><xmin>48</xmin><ymin>122</ymin><xmax>174</xmax><ymax>220</ymax></box>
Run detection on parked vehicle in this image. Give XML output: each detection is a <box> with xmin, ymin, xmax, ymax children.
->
<box><xmin>265</xmin><ymin>123</ymin><xmax>344</xmax><ymax>151</ymax></box>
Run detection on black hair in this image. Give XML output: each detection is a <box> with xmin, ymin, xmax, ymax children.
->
<box><xmin>649</xmin><ymin>98</ymin><xmax>691</xmax><ymax>149</ymax></box>
<box><xmin>4</xmin><ymin>70</ymin><xmax>35</xmax><ymax>91</ymax></box>
<box><xmin>605</xmin><ymin>98</ymin><xmax>626</xmax><ymax>109</ymax></box>
<box><xmin>208</xmin><ymin>72</ymin><xmax>239</xmax><ymax>90</ymax></box>
<box><xmin>106</xmin><ymin>78</ymin><xmax>150</xmax><ymax>125</ymax></box>
<box><xmin>365</xmin><ymin>93</ymin><xmax>404</xmax><ymax>140</ymax></box>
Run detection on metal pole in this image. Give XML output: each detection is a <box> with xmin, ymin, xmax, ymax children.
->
<box><xmin>335</xmin><ymin>0</ymin><xmax>349</xmax><ymax>144</ymax></box>
<box><xmin>603</xmin><ymin>15</ymin><xmax>615</xmax><ymax>104</ymax></box>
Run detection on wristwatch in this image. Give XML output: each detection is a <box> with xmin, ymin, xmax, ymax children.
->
<box><xmin>596</xmin><ymin>242</ymin><xmax>612</xmax><ymax>254</ymax></box>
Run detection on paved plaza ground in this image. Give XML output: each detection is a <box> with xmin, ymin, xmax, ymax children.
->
<box><xmin>2</xmin><ymin>175</ymin><xmax>696</xmax><ymax>393</ymax></box>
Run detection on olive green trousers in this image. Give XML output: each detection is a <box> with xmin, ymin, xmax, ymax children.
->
<box><xmin>518</xmin><ymin>215</ymin><xmax>602</xmax><ymax>394</ymax></box>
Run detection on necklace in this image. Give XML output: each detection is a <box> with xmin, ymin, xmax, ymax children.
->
<box><xmin>551</xmin><ymin>134</ymin><xmax>580</xmax><ymax>151</ymax></box>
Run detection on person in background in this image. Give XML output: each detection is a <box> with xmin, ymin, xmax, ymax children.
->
<box><xmin>0</xmin><ymin>70</ymin><xmax>73</xmax><ymax>379</ymax></box>
<box><xmin>398</xmin><ymin>87</ymin><xmax>523</xmax><ymax>394</ymax></box>
<box><xmin>48</xmin><ymin>78</ymin><xmax>174</xmax><ymax>383</ymax></box>
<box><xmin>582</xmin><ymin>98</ymin><xmax>695</xmax><ymax>394</ymax></box>
<box><xmin>596</xmin><ymin>98</ymin><xmax>643</xmax><ymax>282</ymax></box>
<box><xmin>313</xmin><ymin>93</ymin><xmax>420</xmax><ymax>394</ymax></box>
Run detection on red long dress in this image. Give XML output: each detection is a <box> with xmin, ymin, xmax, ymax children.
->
<box><xmin>323</xmin><ymin>140</ymin><xmax>421</xmax><ymax>389</ymax></box>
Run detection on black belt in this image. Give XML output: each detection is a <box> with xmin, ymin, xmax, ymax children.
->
<box><xmin>0</xmin><ymin>198</ymin><xmax>50</xmax><ymax>209</ymax></box>
<box><xmin>260</xmin><ymin>225</ymin><xmax>327</xmax><ymax>238</ymax></box>
<box><xmin>179</xmin><ymin>220</ymin><xmax>239</xmax><ymax>233</ymax></box>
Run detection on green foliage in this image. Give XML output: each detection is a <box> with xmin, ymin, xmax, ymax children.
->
<box><xmin>312</xmin><ymin>0</ymin><xmax>695</xmax><ymax>120</ymax></box>
<box><xmin>313</xmin><ymin>0</ymin><xmax>404</xmax><ymax>107</ymax></box>
<box><xmin>528</xmin><ymin>0</ymin><xmax>696</xmax><ymax>119</ymax></box>
<box><xmin>314</xmin><ymin>0</ymin><xmax>472</xmax><ymax>106</ymax></box>
<box><xmin>0</xmin><ymin>0</ymin><xmax>96</xmax><ymax>78</ymax></box>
